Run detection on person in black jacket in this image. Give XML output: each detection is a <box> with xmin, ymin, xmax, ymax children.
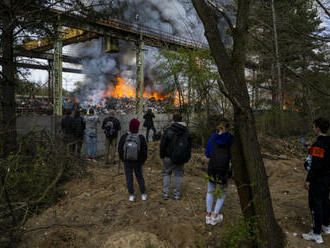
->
<box><xmin>72</xmin><ymin>110</ymin><xmax>85</xmax><ymax>156</ymax></box>
<box><xmin>143</xmin><ymin>109</ymin><xmax>156</xmax><ymax>142</ymax></box>
<box><xmin>160</xmin><ymin>114</ymin><xmax>191</xmax><ymax>200</ymax></box>
<box><xmin>102</xmin><ymin>110</ymin><xmax>121</xmax><ymax>165</ymax></box>
<box><xmin>118</xmin><ymin>118</ymin><xmax>148</xmax><ymax>202</ymax></box>
<box><xmin>61</xmin><ymin>109</ymin><xmax>74</xmax><ymax>152</ymax></box>
<box><xmin>302</xmin><ymin>118</ymin><xmax>330</xmax><ymax>244</ymax></box>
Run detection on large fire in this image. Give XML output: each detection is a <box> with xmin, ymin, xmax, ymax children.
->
<box><xmin>103</xmin><ymin>77</ymin><xmax>171</xmax><ymax>101</ymax></box>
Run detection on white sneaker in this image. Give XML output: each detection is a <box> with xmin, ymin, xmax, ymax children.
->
<box><xmin>141</xmin><ymin>194</ymin><xmax>147</xmax><ymax>201</ymax></box>
<box><xmin>211</xmin><ymin>214</ymin><xmax>223</xmax><ymax>226</ymax></box>
<box><xmin>302</xmin><ymin>231</ymin><xmax>324</xmax><ymax>244</ymax></box>
<box><xmin>206</xmin><ymin>216</ymin><xmax>212</xmax><ymax>225</ymax></box>
<box><xmin>322</xmin><ymin>225</ymin><xmax>330</xmax><ymax>234</ymax></box>
<box><xmin>129</xmin><ymin>195</ymin><xmax>135</xmax><ymax>202</ymax></box>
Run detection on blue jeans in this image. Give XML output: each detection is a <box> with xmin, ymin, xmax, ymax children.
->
<box><xmin>124</xmin><ymin>163</ymin><xmax>146</xmax><ymax>195</ymax></box>
<box><xmin>146</xmin><ymin>126</ymin><xmax>156</xmax><ymax>142</ymax></box>
<box><xmin>206</xmin><ymin>181</ymin><xmax>227</xmax><ymax>214</ymax></box>
<box><xmin>86</xmin><ymin>131</ymin><xmax>97</xmax><ymax>158</ymax></box>
<box><xmin>162</xmin><ymin>157</ymin><xmax>184</xmax><ymax>197</ymax></box>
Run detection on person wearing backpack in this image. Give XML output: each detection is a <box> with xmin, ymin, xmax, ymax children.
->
<box><xmin>118</xmin><ymin>118</ymin><xmax>148</xmax><ymax>202</ymax></box>
<box><xmin>302</xmin><ymin>118</ymin><xmax>330</xmax><ymax>244</ymax></box>
<box><xmin>143</xmin><ymin>109</ymin><xmax>156</xmax><ymax>142</ymax></box>
<box><xmin>72</xmin><ymin>110</ymin><xmax>85</xmax><ymax>156</ymax></box>
<box><xmin>159</xmin><ymin>114</ymin><xmax>192</xmax><ymax>200</ymax></box>
<box><xmin>102</xmin><ymin>110</ymin><xmax>121</xmax><ymax>165</ymax></box>
<box><xmin>205</xmin><ymin>120</ymin><xmax>234</xmax><ymax>226</ymax></box>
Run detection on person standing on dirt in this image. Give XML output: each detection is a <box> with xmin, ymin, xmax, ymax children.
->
<box><xmin>72</xmin><ymin>110</ymin><xmax>85</xmax><ymax>156</ymax></box>
<box><xmin>61</xmin><ymin>109</ymin><xmax>75</xmax><ymax>153</ymax></box>
<box><xmin>143</xmin><ymin>109</ymin><xmax>156</xmax><ymax>142</ymax></box>
<box><xmin>204</xmin><ymin>120</ymin><xmax>234</xmax><ymax>226</ymax></box>
<box><xmin>84</xmin><ymin>108</ymin><xmax>100</xmax><ymax>162</ymax></box>
<box><xmin>118</xmin><ymin>118</ymin><xmax>148</xmax><ymax>202</ymax></box>
<box><xmin>302</xmin><ymin>117</ymin><xmax>330</xmax><ymax>244</ymax></box>
<box><xmin>160</xmin><ymin>114</ymin><xmax>192</xmax><ymax>200</ymax></box>
<box><xmin>102</xmin><ymin>110</ymin><xmax>121</xmax><ymax>165</ymax></box>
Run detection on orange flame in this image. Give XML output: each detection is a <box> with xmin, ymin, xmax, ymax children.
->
<box><xmin>173</xmin><ymin>91</ymin><xmax>180</xmax><ymax>106</ymax></box>
<box><xmin>103</xmin><ymin>77</ymin><xmax>171</xmax><ymax>101</ymax></box>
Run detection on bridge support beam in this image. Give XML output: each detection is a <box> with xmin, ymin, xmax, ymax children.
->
<box><xmin>53</xmin><ymin>24</ymin><xmax>63</xmax><ymax>116</ymax></box>
<box><xmin>135</xmin><ymin>39</ymin><xmax>145</xmax><ymax>114</ymax></box>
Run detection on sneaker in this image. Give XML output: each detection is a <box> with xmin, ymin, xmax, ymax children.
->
<box><xmin>173</xmin><ymin>195</ymin><xmax>180</xmax><ymax>201</ymax></box>
<box><xmin>129</xmin><ymin>195</ymin><xmax>135</xmax><ymax>202</ymax></box>
<box><xmin>322</xmin><ymin>225</ymin><xmax>330</xmax><ymax>234</ymax></box>
<box><xmin>162</xmin><ymin>193</ymin><xmax>169</xmax><ymax>200</ymax></box>
<box><xmin>211</xmin><ymin>214</ymin><xmax>223</xmax><ymax>226</ymax></box>
<box><xmin>302</xmin><ymin>231</ymin><xmax>324</xmax><ymax>244</ymax></box>
<box><xmin>141</xmin><ymin>194</ymin><xmax>147</xmax><ymax>201</ymax></box>
<box><xmin>92</xmin><ymin>159</ymin><xmax>97</xmax><ymax>162</ymax></box>
<box><xmin>206</xmin><ymin>216</ymin><xmax>212</xmax><ymax>225</ymax></box>
<box><xmin>87</xmin><ymin>158</ymin><xmax>91</xmax><ymax>161</ymax></box>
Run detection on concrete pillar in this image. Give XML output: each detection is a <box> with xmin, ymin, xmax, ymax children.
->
<box><xmin>53</xmin><ymin>24</ymin><xmax>63</xmax><ymax>116</ymax></box>
<box><xmin>135</xmin><ymin>38</ymin><xmax>144</xmax><ymax>114</ymax></box>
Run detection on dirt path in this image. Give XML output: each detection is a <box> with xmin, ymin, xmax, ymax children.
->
<box><xmin>18</xmin><ymin>141</ymin><xmax>330</xmax><ymax>248</ymax></box>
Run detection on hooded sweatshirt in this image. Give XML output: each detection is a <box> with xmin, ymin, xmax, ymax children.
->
<box><xmin>159</xmin><ymin>122</ymin><xmax>191</xmax><ymax>159</ymax></box>
<box><xmin>205</xmin><ymin>132</ymin><xmax>234</xmax><ymax>158</ymax></box>
<box><xmin>306</xmin><ymin>135</ymin><xmax>330</xmax><ymax>183</ymax></box>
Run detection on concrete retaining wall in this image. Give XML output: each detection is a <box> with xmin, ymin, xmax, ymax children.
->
<box><xmin>17</xmin><ymin>114</ymin><xmax>173</xmax><ymax>157</ymax></box>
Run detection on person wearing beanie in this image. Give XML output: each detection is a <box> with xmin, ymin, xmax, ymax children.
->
<box><xmin>118</xmin><ymin>118</ymin><xmax>148</xmax><ymax>202</ymax></box>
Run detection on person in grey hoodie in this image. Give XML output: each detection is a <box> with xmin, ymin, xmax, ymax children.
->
<box><xmin>84</xmin><ymin>108</ymin><xmax>100</xmax><ymax>161</ymax></box>
<box><xmin>159</xmin><ymin>114</ymin><xmax>192</xmax><ymax>200</ymax></box>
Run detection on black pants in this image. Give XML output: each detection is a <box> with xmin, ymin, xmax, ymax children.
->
<box><xmin>124</xmin><ymin>163</ymin><xmax>146</xmax><ymax>195</ymax></box>
<box><xmin>309</xmin><ymin>180</ymin><xmax>330</xmax><ymax>234</ymax></box>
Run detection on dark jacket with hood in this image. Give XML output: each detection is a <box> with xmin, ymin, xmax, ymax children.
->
<box><xmin>160</xmin><ymin>122</ymin><xmax>192</xmax><ymax>160</ymax></box>
<box><xmin>102</xmin><ymin>116</ymin><xmax>121</xmax><ymax>139</ymax></box>
<box><xmin>143</xmin><ymin>112</ymin><xmax>155</xmax><ymax>129</ymax></box>
<box><xmin>205</xmin><ymin>131</ymin><xmax>234</xmax><ymax>184</ymax></box>
<box><xmin>306</xmin><ymin>135</ymin><xmax>330</xmax><ymax>184</ymax></box>
<box><xmin>118</xmin><ymin>132</ymin><xmax>148</xmax><ymax>166</ymax></box>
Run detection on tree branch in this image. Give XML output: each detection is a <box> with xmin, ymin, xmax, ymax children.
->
<box><xmin>205</xmin><ymin>0</ymin><xmax>235</xmax><ymax>32</ymax></box>
<box><xmin>316</xmin><ymin>0</ymin><xmax>330</xmax><ymax>18</ymax></box>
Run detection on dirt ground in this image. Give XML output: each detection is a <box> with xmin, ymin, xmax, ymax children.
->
<box><xmin>18</xmin><ymin>137</ymin><xmax>330</xmax><ymax>248</ymax></box>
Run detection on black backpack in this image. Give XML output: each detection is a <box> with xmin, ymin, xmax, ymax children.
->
<box><xmin>104</xmin><ymin>119</ymin><xmax>116</xmax><ymax>138</ymax></box>
<box><xmin>169</xmin><ymin>129</ymin><xmax>191</xmax><ymax>164</ymax></box>
<box><xmin>209</xmin><ymin>139</ymin><xmax>231</xmax><ymax>172</ymax></box>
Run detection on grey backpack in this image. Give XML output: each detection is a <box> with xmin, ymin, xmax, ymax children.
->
<box><xmin>123</xmin><ymin>133</ymin><xmax>140</xmax><ymax>161</ymax></box>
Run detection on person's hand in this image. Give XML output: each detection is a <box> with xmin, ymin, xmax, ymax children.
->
<box><xmin>304</xmin><ymin>181</ymin><xmax>310</xmax><ymax>190</ymax></box>
<box><xmin>306</xmin><ymin>142</ymin><xmax>312</xmax><ymax>149</ymax></box>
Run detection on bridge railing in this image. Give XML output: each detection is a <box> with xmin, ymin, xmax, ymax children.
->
<box><xmin>100</xmin><ymin>18</ymin><xmax>209</xmax><ymax>49</ymax></box>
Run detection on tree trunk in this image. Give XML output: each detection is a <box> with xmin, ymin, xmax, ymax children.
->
<box><xmin>192</xmin><ymin>1</ymin><xmax>285</xmax><ymax>247</ymax></box>
<box><xmin>271</xmin><ymin>0</ymin><xmax>283</xmax><ymax>110</ymax></box>
<box><xmin>0</xmin><ymin>19</ymin><xmax>17</xmax><ymax>155</ymax></box>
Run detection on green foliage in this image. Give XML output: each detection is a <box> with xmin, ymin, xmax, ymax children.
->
<box><xmin>154</xmin><ymin>48</ymin><xmax>225</xmax><ymax>121</ymax></box>
<box><xmin>0</xmin><ymin>131</ymin><xmax>87</xmax><ymax>246</ymax></box>
<box><xmin>220</xmin><ymin>218</ymin><xmax>259</xmax><ymax>248</ymax></box>
<box><xmin>254</xmin><ymin>109</ymin><xmax>310</xmax><ymax>137</ymax></box>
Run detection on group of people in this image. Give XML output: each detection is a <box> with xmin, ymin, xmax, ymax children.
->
<box><xmin>61</xmin><ymin>108</ymin><xmax>157</xmax><ymax>162</ymax></box>
<box><xmin>61</xmin><ymin>109</ymin><xmax>330</xmax><ymax>239</ymax></box>
<box><xmin>115</xmin><ymin>113</ymin><xmax>234</xmax><ymax>227</ymax></box>
<box><xmin>60</xmin><ymin>108</ymin><xmax>238</xmax><ymax>227</ymax></box>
